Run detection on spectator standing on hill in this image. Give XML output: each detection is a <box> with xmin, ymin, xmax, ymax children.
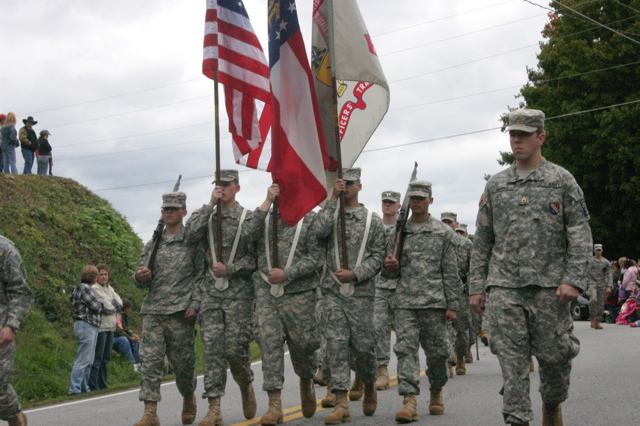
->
<box><xmin>112</xmin><ymin>299</ymin><xmax>141</xmax><ymax>370</ymax></box>
<box><xmin>18</xmin><ymin>116</ymin><xmax>38</xmax><ymax>174</ymax></box>
<box><xmin>36</xmin><ymin>130</ymin><xmax>52</xmax><ymax>176</ymax></box>
<box><xmin>133</xmin><ymin>191</ymin><xmax>203</xmax><ymax>426</ymax></box>
<box><xmin>0</xmin><ymin>114</ymin><xmax>5</xmax><ymax>169</ymax></box>
<box><xmin>89</xmin><ymin>264</ymin><xmax>122</xmax><ymax>391</ymax></box>
<box><xmin>0</xmin><ymin>112</ymin><xmax>19</xmax><ymax>174</ymax></box>
<box><xmin>69</xmin><ymin>265</ymin><xmax>114</xmax><ymax>396</ymax></box>
<box><xmin>0</xmin><ymin>235</ymin><xmax>34</xmax><ymax>426</ymax></box>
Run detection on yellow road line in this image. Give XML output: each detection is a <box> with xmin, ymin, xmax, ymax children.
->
<box><xmin>232</xmin><ymin>371</ymin><xmax>426</xmax><ymax>425</ymax></box>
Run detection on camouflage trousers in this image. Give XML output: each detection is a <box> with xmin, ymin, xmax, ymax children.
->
<box><xmin>587</xmin><ymin>282</ymin><xmax>606</xmax><ymax>320</ymax></box>
<box><xmin>322</xmin><ymin>292</ymin><xmax>377</xmax><ymax>392</ymax></box>
<box><xmin>394</xmin><ymin>308</ymin><xmax>449</xmax><ymax>395</ymax></box>
<box><xmin>488</xmin><ymin>287</ymin><xmax>580</xmax><ymax>425</ymax></box>
<box><xmin>373</xmin><ymin>288</ymin><xmax>395</xmax><ymax>366</ymax></box>
<box><xmin>0</xmin><ymin>341</ymin><xmax>21</xmax><ymax>421</ymax></box>
<box><xmin>139</xmin><ymin>312</ymin><xmax>196</xmax><ymax>402</ymax></box>
<box><xmin>200</xmin><ymin>298</ymin><xmax>254</xmax><ymax>398</ymax></box>
<box><xmin>451</xmin><ymin>293</ymin><xmax>470</xmax><ymax>358</ymax></box>
<box><xmin>254</xmin><ymin>287</ymin><xmax>320</xmax><ymax>390</ymax></box>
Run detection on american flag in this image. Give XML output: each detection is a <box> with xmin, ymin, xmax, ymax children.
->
<box><xmin>203</xmin><ymin>0</ymin><xmax>272</xmax><ymax>165</ymax></box>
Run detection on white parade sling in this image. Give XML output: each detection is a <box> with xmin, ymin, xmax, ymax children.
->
<box><xmin>207</xmin><ymin>207</ymin><xmax>247</xmax><ymax>291</ymax></box>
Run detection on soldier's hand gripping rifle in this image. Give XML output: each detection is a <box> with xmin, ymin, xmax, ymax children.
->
<box><xmin>145</xmin><ymin>175</ymin><xmax>182</xmax><ymax>271</ymax></box>
<box><xmin>392</xmin><ymin>162</ymin><xmax>418</xmax><ymax>266</ymax></box>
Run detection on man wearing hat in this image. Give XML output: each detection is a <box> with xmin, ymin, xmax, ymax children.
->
<box><xmin>133</xmin><ymin>191</ymin><xmax>203</xmax><ymax>426</ymax></box>
<box><xmin>243</xmin><ymin>183</ymin><xmax>322</xmax><ymax>423</ymax></box>
<box><xmin>383</xmin><ymin>180</ymin><xmax>461</xmax><ymax>422</ymax></box>
<box><xmin>455</xmin><ymin>224</ymin><xmax>468</xmax><ymax>236</ymax></box>
<box><xmin>373</xmin><ymin>190</ymin><xmax>401</xmax><ymax>391</ymax></box>
<box><xmin>469</xmin><ymin>109</ymin><xmax>592</xmax><ymax>425</ymax></box>
<box><xmin>184</xmin><ymin>170</ymin><xmax>258</xmax><ymax>425</ymax></box>
<box><xmin>36</xmin><ymin>130</ymin><xmax>53</xmax><ymax>176</ymax></box>
<box><xmin>313</xmin><ymin>168</ymin><xmax>386</xmax><ymax>423</ymax></box>
<box><xmin>587</xmin><ymin>244</ymin><xmax>611</xmax><ymax>330</ymax></box>
<box><xmin>440</xmin><ymin>212</ymin><xmax>473</xmax><ymax>376</ymax></box>
<box><xmin>18</xmin><ymin>116</ymin><xmax>38</xmax><ymax>174</ymax></box>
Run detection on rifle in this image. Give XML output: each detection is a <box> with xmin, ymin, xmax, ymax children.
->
<box><xmin>145</xmin><ymin>175</ymin><xmax>182</xmax><ymax>271</ymax></box>
<box><xmin>392</xmin><ymin>162</ymin><xmax>418</xmax><ymax>264</ymax></box>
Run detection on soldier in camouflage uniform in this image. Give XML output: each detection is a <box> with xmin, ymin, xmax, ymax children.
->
<box><xmin>587</xmin><ymin>244</ymin><xmax>611</xmax><ymax>329</ymax></box>
<box><xmin>383</xmin><ymin>181</ymin><xmax>460</xmax><ymax>423</ymax></box>
<box><xmin>184</xmin><ymin>170</ymin><xmax>257</xmax><ymax>425</ymax></box>
<box><xmin>314</xmin><ymin>168</ymin><xmax>386</xmax><ymax>424</ymax></box>
<box><xmin>441</xmin><ymin>212</ymin><xmax>473</xmax><ymax>375</ymax></box>
<box><xmin>132</xmin><ymin>192</ymin><xmax>203</xmax><ymax>426</ymax></box>
<box><xmin>245</xmin><ymin>183</ymin><xmax>322</xmax><ymax>424</ymax></box>
<box><xmin>373</xmin><ymin>190</ymin><xmax>401</xmax><ymax>391</ymax></box>
<box><xmin>0</xmin><ymin>236</ymin><xmax>33</xmax><ymax>426</ymax></box>
<box><xmin>469</xmin><ymin>109</ymin><xmax>592</xmax><ymax>426</ymax></box>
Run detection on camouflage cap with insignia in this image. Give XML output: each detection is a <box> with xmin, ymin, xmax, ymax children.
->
<box><xmin>162</xmin><ymin>191</ymin><xmax>187</xmax><ymax>209</ymax></box>
<box><xmin>407</xmin><ymin>180</ymin><xmax>432</xmax><ymax>198</ymax></box>
<box><xmin>507</xmin><ymin>109</ymin><xmax>545</xmax><ymax>133</ymax></box>
<box><xmin>213</xmin><ymin>169</ymin><xmax>239</xmax><ymax>184</ymax></box>
<box><xmin>594</xmin><ymin>244</ymin><xmax>603</xmax><ymax>251</ymax></box>
<box><xmin>441</xmin><ymin>211</ymin><xmax>457</xmax><ymax>222</ymax></box>
<box><xmin>342</xmin><ymin>167</ymin><xmax>361</xmax><ymax>182</ymax></box>
<box><xmin>381</xmin><ymin>190</ymin><xmax>401</xmax><ymax>203</ymax></box>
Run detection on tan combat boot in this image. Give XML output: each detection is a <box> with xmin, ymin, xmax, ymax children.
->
<box><xmin>134</xmin><ymin>401</ymin><xmax>160</xmax><ymax>426</ymax></box>
<box><xmin>198</xmin><ymin>397</ymin><xmax>222</xmax><ymax>426</ymax></box>
<box><xmin>362</xmin><ymin>382</ymin><xmax>377</xmax><ymax>416</ymax></box>
<box><xmin>590</xmin><ymin>317</ymin><xmax>596</xmax><ymax>328</ymax></box>
<box><xmin>428</xmin><ymin>388</ymin><xmax>444</xmax><ymax>415</ymax></box>
<box><xmin>348</xmin><ymin>376</ymin><xmax>364</xmax><ymax>401</ymax></box>
<box><xmin>465</xmin><ymin>350</ymin><xmax>474</xmax><ymax>364</ymax></box>
<box><xmin>595</xmin><ymin>319</ymin><xmax>603</xmax><ymax>330</ymax></box>
<box><xmin>324</xmin><ymin>391</ymin><xmax>351</xmax><ymax>424</ymax></box>
<box><xmin>530</xmin><ymin>357</ymin><xmax>535</xmax><ymax>372</ymax></box>
<box><xmin>480</xmin><ymin>330</ymin><xmax>489</xmax><ymax>346</ymax></box>
<box><xmin>300</xmin><ymin>378</ymin><xmax>317</xmax><ymax>418</ymax></box>
<box><xmin>321</xmin><ymin>382</ymin><xmax>336</xmax><ymax>408</ymax></box>
<box><xmin>395</xmin><ymin>394</ymin><xmax>418</xmax><ymax>423</ymax></box>
<box><xmin>375</xmin><ymin>365</ymin><xmax>390</xmax><ymax>390</ymax></box>
<box><xmin>240</xmin><ymin>383</ymin><xmax>257</xmax><ymax>419</ymax></box>
<box><xmin>182</xmin><ymin>394</ymin><xmax>197</xmax><ymax>425</ymax></box>
<box><xmin>8</xmin><ymin>412</ymin><xmax>27</xmax><ymax>426</ymax></box>
<box><xmin>455</xmin><ymin>356</ymin><xmax>466</xmax><ymax>376</ymax></box>
<box><xmin>260</xmin><ymin>390</ymin><xmax>283</xmax><ymax>425</ymax></box>
<box><xmin>542</xmin><ymin>402</ymin><xmax>563</xmax><ymax>426</ymax></box>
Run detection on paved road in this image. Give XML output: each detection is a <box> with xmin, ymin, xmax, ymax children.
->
<box><xmin>25</xmin><ymin>320</ymin><xmax>636</xmax><ymax>425</ymax></box>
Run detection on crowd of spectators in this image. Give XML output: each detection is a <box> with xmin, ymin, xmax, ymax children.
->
<box><xmin>0</xmin><ymin>113</ymin><xmax>53</xmax><ymax>175</ymax></box>
<box><xmin>606</xmin><ymin>257</ymin><xmax>640</xmax><ymax>326</ymax></box>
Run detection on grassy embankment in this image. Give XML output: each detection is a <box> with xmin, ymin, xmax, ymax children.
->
<box><xmin>0</xmin><ymin>175</ymin><xmax>260</xmax><ymax>407</ymax></box>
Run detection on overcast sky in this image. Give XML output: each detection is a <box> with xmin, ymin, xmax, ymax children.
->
<box><xmin>1</xmin><ymin>0</ymin><xmax>551</xmax><ymax>243</ymax></box>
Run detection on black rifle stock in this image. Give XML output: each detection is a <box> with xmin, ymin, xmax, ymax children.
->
<box><xmin>145</xmin><ymin>175</ymin><xmax>182</xmax><ymax>271</ymax></box>
<box><xmin>392</xmin><ymin>162</ymin><xmax>418</xmax><ymax>264</ymax></box>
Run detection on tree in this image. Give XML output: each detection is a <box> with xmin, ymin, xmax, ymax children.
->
<box><xmin>512</xmin><ymin>0</ymin><xmax>640</xmax><ymax>259</ymax></box>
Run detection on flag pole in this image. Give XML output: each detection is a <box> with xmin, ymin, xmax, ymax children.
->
<box><xmin>272</xmin><ymin>195</ymin><xmax>279</xmax><ymax>269</ymax></box>
<box><xmin>214</xmin><ymin>70</ymin><xmax>223</xmax><ymax>260</ymax></box>
<box><xmin>327</xmin><ymin>0</ymin><xmax>349</xmax><ymax>270</ymax></box>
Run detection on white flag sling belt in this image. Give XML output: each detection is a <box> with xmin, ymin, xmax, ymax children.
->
<box><xmin>330</xmin><ymin>200</ymin><xmax>373</xmax><ymax>296</ymax></box>
<box><xmin>207</xmin><ymin>207</ymin><xmax>247</xmax><ymax>291</ymax></box>
<box><xmin>260</xmin><ymin>214</ymin><xmax>304</xmax><ymax>298</ymax></box>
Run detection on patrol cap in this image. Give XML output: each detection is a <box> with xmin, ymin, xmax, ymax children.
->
<box><xmin>507</xmin><ymin>109</ymin><xmax>545</xmax><ymax>133</ymax></box>
<box><xmin>381</xmin><ymin>190</ymin><xmax>401</xmax><ymax>203</ymax></box>
<box><xmin>161</xmin><ymin>192</ymin><xmax>187</xmax><ymax>209</ymax></box>
<box><xmin>456</xmin><ymin>224</ymin><xmax>468</xmax><ymax>233</ymax></box>
<box><xmin>594</xmin><ymin>244</ymin><xmax>603</xmax><ymax>251</ymax></box>
<box><xmin>407</xmin><ymin>180</ymin><xmax>432</xmax><ymax>198</ymax></box>
<box><xmin>213</xmin><ymin>169</ymin><xmax>239</xmax><ymax>184</ymax></box>
<box><xmin>40</xmin><ymin>130</ymin><xmax>51</xmax><ymax>136</ymax></box>
<box><xmin>441</xmin><ymin>212</ymin><xmax>457</xmax><ymax>222</ymax></box>
<box><xmin>342</xmin><ymin>167</ymin><xmax>361</xmax><ymax>182</ymax></box>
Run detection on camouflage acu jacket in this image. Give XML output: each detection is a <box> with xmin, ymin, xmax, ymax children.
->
<box><xmin>246</xmin><ymin>209</ymin><xmax>322</xmax><ymax>294</ymax></box>
<box><xmin>314</xmin><ymin>201</ymin><xmax>386</xmax><ymax>297</ymax></box>
<box><xmin>588</xmin><ymin>256</ymin><xmax>611</xmax><ymax>288</ymax></box>
<box><xmin>133</xmin><ymin>227</ymin><xmax>204</xmax><ymax>315</ymax></box>
<box><xmin>0</xmin><ymin>236</ymin><xmax>34</xmax><ymax>332</ymax></box>
<box><xmin>185</xmin><ymin>204</ymin><xmax>256</xmax><ymax>304</ymax></box>
<box><xmin>386</xmin><ymin>216</ymin><xmax>461</xmax><ymax>311</ymax></box>
<box><xmin>469</xmin><ymin>159</ymin><xmax>592</xmax><ymax>295</ymax></box>
<box><xmin>453</xmin><ymin>232</ymin><xmax>473</xmax><ymax>286</ymax></box>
